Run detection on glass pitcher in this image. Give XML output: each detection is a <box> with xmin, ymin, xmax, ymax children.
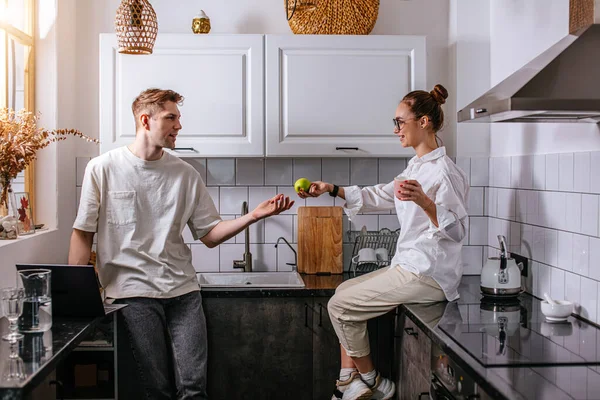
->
<box><xmin>17</xmin><ymin>269</ymin><xmax>52</xmax><ymax>332</ymax></box>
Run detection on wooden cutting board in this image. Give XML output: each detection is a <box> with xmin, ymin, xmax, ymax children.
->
<box><xmin>297</xmin><ymin>206</ymin><xmax>343</xmax><ymax>274</ymax></box>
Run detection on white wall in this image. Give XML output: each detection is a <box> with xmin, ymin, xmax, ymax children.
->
<box><xmin>74</xmin><ymin>0</ymin><xmax>454</xmax><ymax>155</ymax></box>
<box><xmin>489</xmin><ymin>0</ymin><xmax>600</xmax><ymax>156</ymax></box>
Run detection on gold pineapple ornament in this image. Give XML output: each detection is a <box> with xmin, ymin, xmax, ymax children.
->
<box><xmin>192</xmin><ymin>10</ymin><xmax>211</xmax><ymax>34</ymax></box>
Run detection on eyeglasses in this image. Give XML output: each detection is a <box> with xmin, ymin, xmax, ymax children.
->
<box><xmin>392</xmin><ymin>117</ymin><xmax>415</xmax><ymax>130</ymax></box>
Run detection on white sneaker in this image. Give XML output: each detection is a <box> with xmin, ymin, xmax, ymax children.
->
<box><xmin>369</xmin><ymin>374</ymin><xmax>396</xmax><ymax>400</ymax></box>
<box><xmin>332</xmin><ymin>372</ymin><xmax>373</xmax><ymax>400</ymax></box>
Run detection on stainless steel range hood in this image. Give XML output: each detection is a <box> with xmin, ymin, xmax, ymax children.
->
<box><xmin>458</xmin><ymin>21</ymin><xmax>600</xmax><ymax>123</ymax></box>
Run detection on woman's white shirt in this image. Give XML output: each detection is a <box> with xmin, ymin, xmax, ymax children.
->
<box><xmin>343</xmin><ymin>147</ymin><xmax>469</xmax><ymax>301</ymax></box>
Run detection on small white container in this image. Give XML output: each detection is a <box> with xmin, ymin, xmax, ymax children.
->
<box><xmin>541</xmin><ymin>300</ymin><xmax>574</xmax><ymax>322</ymax></box>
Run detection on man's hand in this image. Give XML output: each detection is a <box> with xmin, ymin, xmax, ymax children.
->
<box><xmin>297</xmin><ymin>181</ymin><xmax>332</xmax><ymax>199</ymax></box>
<box><xmin>251</xmin><ymin>194</ymin><xmax>294</xmax><ymax>220</ymax></box>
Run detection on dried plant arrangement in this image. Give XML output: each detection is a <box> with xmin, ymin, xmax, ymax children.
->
<box><xmin>0</xmin><ymin>108</ymin><xmax>99</xmax><ymax>209</ymax></box>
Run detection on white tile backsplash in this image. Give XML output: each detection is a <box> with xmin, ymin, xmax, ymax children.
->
<box><xmin>293</xmin><ymin>158</ymin><xmax>322</xmax><ymax>183</ymax></box>
<box><xmin>565</xmin><ymin>193</ymin><xmax>582</xmax><ymax>233</ymax></box>
<box><xmin>470</xmin><ymin>157</ymin><xmax>489</xmax><ymax>186</ymax></box>
<box><xmin>378</xmin><ymin>158</ymin><xmax>407</xmax><ymax>185</ymax></box>
<box><xmin>532</xmin><ymin>155</ymin><xmax>546</xmax><ymax>190</ymax></box>
<box><xmin>207</xmin><ymin>158</ymin><xmax>235</xmax><ymax>186</ymax></box>
<box><xmin>350</xmin><ymin>158</ymin><xmax>378</xmax><ymax>185</ymax></box>
<box><xmin>572</xmin><ymin>234</ymin><xmax>590</xmax><ymax>277</ymax></box>
<box><xmin>468</xmin><ymin>187</ymin><xmax>484</xmax><ymax>216</ymax></box>
<box><xmin>236</xmin><ymin>159</ymin><xmax>264</xmax><ymax>186</ymax></box>
<box><xmin>591</xmin><ymin>152</ymin><xmax>600</xmax><ymax>194</ymax></box>
<box><xmin>582</xmin><ymin>194</ymin><xmax>599</xmax><ymax>237</ymax></box>
<box><xmin>248</xmin><ymin>187</ymin><xmax>277</xmax><ymax>210</ymax></box>
<box><xmin>264</xmin><ymin>215</ymin><xmax>294</xmax><ymax>244</ymax></box>
<box><xmin>323</xmin><ymin>158</ymin><xmax>351</xmax><ymax>186</ymax></box>
<box><xmin>545</xmin><ymin>154</ymin><xmax>559</xmax><ymax>191</ymax></box>
<box><xmin>191</xmin><ymin>244</ymin><xmax>220</xmax><ymax>272</ymax></box>
<box><xmin>565</xmin><ymin>272</ymin><xmax>581</xmax><ymax>307</ymax></box>
<box><xmin>265</xmin><ymin>159</ymin><xmax>293</xmax><ymax>186</ymax></box>
<box><xmin>219</xmin><ymin>187</ymin><xmax>248</xmax><ymax>214</ymax></box>
<box><xmin>559</xmin><ymin>153</ymin><xmax>574</xmax><ymax>192</ymax></box>
<box><xmin>574</xmin><ymin>152</ymin><xmax>591</xmax><ymax>193</ymax></box>
<box><xmin>580</xmin><ymin>277</ymin><xmax>598</xmax><ymax>323</ymax></box>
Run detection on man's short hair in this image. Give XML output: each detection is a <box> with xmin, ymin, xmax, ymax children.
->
<box><xmin>131</xmin><ymin>88</ymin><xmax>184</xmax><ymax>128</ymax></box>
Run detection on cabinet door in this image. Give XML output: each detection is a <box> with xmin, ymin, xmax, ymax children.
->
<box><xmin>312</xmin><ymin>298</ymin><xmax>341</xmax><ymax>399</ymax></box>
<box><xmin>100</xmin><ymin>34</ymin><xmax>264</xmax><ymax>157</ymax></box>
<box><xmin>266</xmin><ymin>35</ymin><xmax>425</xmax><ymax>157</ymax></box>
<box><xmin>203</xmin><ymin>297</ymin><xmax>313</xmax><ymax>400</ymax></box>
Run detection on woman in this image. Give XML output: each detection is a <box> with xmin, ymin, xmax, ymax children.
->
<box><xmin>298</xmin><ymin>84</ymin><xmax>469</xmax><ymax>400</ymax></box>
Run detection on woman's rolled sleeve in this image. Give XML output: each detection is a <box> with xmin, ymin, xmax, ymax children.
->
<box><xmin>342</xmin><ymin>182</ymin><xmax>396</xmax><ymax>220</ymax></box>
<box><xmin>426</xmin><ymin>176</ymin><xmax>469</xmax><ymax>243</ymax></box>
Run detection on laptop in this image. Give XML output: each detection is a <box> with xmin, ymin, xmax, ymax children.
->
<box><xmin>15</xmin><ymin>264</ymin><xmax>124</xmax><ymax>318</ymax></box>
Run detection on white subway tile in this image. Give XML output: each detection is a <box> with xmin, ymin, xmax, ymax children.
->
<box><xmin>305</xmin><ymin>195</ymin><xmax>335</xmax><ymax>207</ymax></box>
<box><xmin>462</xmin><ymin>246</ymin><xmax>483</xmax><ymax>275</ymax></box>
<box><xmin>264</xmin><ymin>215</ymin><xmax>293</xmax><ymax>244</ymax></box>
<box><xmin>265</xmin><ymin>159</ymin><xmax>293</xmax><ymax>186</ymax></box>
<box><xmin>350</xmin><ymin>159</ymin><xmax>378</xmax><ymax>185</ymax></box>
<box><xmin>533</xmin><ymin>155</ymin><xmax>546</xmax><ymax>190</ymax></box>
<box><xmin>546</xmin><ymin>154</ymin><xmax>560</xmax><ymax>191</ymax></box>
<box><xmin>219</xmin><ymin>187</ymin><xmax>248</xmax><ymax>214</ymax></box>
<box><xmin>378</xmin><ymin>215</ymin><xmax>401</xmax><ymax>231</ymax></box>
<box><xmin>574</xmin><ymin>152</ymin><xmax>591</xmax><ymax>193</ymax></box>
<box><xmin>469</xmin><ymin>217</ymin><xmax>488</xmax><ymax>246</ymax></box>
<box><xmin>565</xmin><ymin>193</ymin><xmax>582</xmax><ymax>233</ymax></box>
<box><xmin>468</xmin><ymin>187</ymin><xmax>484</xmax><ymax>216</ymax></box>
<box><xmin>533</xmin><ymin>226</ymin><xmax>546</xmax><ymax>263</ymax></box>
<box><xmin>581</xmin><ymin>195</ymin><xmax>599</xmax><ymax>236</ymax></box>
<box><xmin>236</xmin><ymin>159</ymin><xmax>264</xmax><ymax>186</ymax></box>
<box><xmin>293</xmin><ymin>158</ymin><xmax>322</xmax><ymax>182</ymax></box>
<box><xmin>500</xmin><ymin>219</ymin><xmax>511</xmax><ymax>245</ymax></box>
<box><xmin>551</xmin><ymin>267</ymin><xmax>565</xmax><ymax>300</ymax></box>
<box><xmin>565</xmin><ymin>272</ymin><xmax>581</xmax><ymax>308</ymax></box>
<box><xmin>559</xmin><ymin>153</ymin><xmax>575</xmax><ymax>192</ymax></box>
<box><xmin>349</xmin><ymin>214</ymin><xmax>379</xmax><ymax>232</ymax></box>
<box><xmin>206</xmin><ymin>187</ymin><xmax>219</xmax><ymax>212</ymax></box>
<box><xmin>497</xmin><ymin>189</ymin><xmax>516</xmax><ymax>219</ymax></box>
<box><xmin>276</xmin><ymin>186</ymin><xmax>304</xmax><ymax>214</ymax></box>
<box><xmin>219</xmin><ymin>243</ymin><xmax>245</xmax><ymax>272</ymax></box>
<box><xmin>488</xmin><ymin>158</ymin><xmax>494</xmax><ymax>187</ymax></box>
<box><xmin>276</xmin><ymin>242</ymin><xmax>298</xmax><ymax>272</ymax></box>
<box><xmin>76</xmin><ymin>157</ymin><xmax>91</xmax><ymax>187</ymax></box>
<box><xmin>470</xmin><ymin>157</ymin><xmax>489</xmax><ymax>186</ymax></box>
<box><xmin>526</xmin><ymin>191</ymin><xmax>539</xmax><ymax>225</ymax></box>
<box><xmin>545</xmin><ymin>229</ymin><xmax>558</xmax><ymax>267</ymax></box>
<box><xmin>493</xmin><ymin>157</ymin><xmax>511</xmax><ymax>188</ymax></box>
<box><xmin>510</xmin><ymin>222</ymin><xmax>521</xmax><ymax>254</ymax></box>
<box><xmin>515</xmin><ymin>190</ymin><xmax>527</xmax><ymax>222</ymax></box>
<box><xmin>558</xmin><ymin>231</ymin><xmax>573</xmax><ymax>272</ymax></box>
<box><xmin>532</xmin><ymin>262</ymin><xmax>540</xmax><ymax>297</ymax></box>
<box><xmin>550</xmin><ymin>192</ymin><xmax>567</xmax><ymax>230</ymax></box>
<box><xmin>573</xmin><ymin>234</ymin><xmax>590</xmax><ymax>277</ymax></box>
<box><xmin>248</xmin><ymin>187</ymin><xmax>277</xmax><ymax>210</ymax></box>
<box><xmin>489</xmin><ymin>188</ymin><xmax>498</xmax><ymax>218</ymax></box>
<box><xmin>511</xmin><ymin>156</ymin><xmax>523</xmax><ymax>188</ymax></box>
<box><xmin>521</xmin><ymin>155</ymin><xmax>533</xmax><ymax>189</ymax></box>
<box><xmin>590</xmin><ymin>237</ymin><xmax>600</xmax><ymax>281</ymax></box>
<box><xmin>591</xmin><ymin>152</ymin><xmax>600</xmax><ymax>194</ymax></box>
<box><xmin>250</xmin><ymin>244</ymin><xmax>277</xmax><ymax>272</ymax></box>
<box><xmin>538</xmin><ymin>191</ymin><xmax>552</xmax><ymax>228</ymax></box>
<box><xmin>191</xmin><ymin>244</ymin><xmax>220</xmax><ymax>272</ymax></box>
<box><xmin>456</xmin><ymin>157</ymin><xmax>471</xmax><ymax>186</ymax></box>
<box><xmin>207</xmin><ymin>159</ymin><xmax>235</xmax><ymax>186</ymax></box>
<box><xmin>580</xmin><ymin>278</ymin><xmax>598</xmax><ymax>323</ymax></box>
<box><xmin>184</xmin><ymin>158</ymin><xmax>207</xmax><ymax>183</ymax></box>
<box><xmin>538</xmin><ymin>263</ymin><xmax>552</xmax><ymax>299</ymax></box>
<box><xmin>521</xmin><ymin>224</ymin><xmax>533</xmax><ymax>259</ymax></box>
<box><xmin>235</xmin><ymin>219</ymin><xmax>264</xmax><ymax>244</ymax></box>
<box><xmin>323</xmin><ymin>158</ymin><xmax>351</xmax><ymax>186</ymax></box>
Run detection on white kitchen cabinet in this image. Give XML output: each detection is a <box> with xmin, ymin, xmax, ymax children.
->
<box><xmin>99</xmin><ymin>34</ymin><xmax>264</xmax><ymax>157</ymax></box>
<box><xmin>265</xmin><ymin>35</ymin><xmax>426</xmax><ymax>157</ymax></box>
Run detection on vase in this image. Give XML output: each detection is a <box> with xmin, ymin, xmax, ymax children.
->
<box><xmin>0</xmin><ymin>190</ymin><xmax>19</xmax><ymax>240</ymax></box>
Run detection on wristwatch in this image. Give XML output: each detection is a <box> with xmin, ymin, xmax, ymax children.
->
<box><xmin>329</xmin><ymin>184</ymin><xmax>339</xmax><ymax>197</ymax></box>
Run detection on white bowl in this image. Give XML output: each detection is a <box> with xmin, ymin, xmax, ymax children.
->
<box><xmin>541</xmin><ymin>300</ymin><xmax>573</xmax><ymax>321</ymax></box>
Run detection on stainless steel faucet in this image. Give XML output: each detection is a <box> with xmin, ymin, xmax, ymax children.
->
<box><xmin>274</xmin><ymin>236</ymin><xmax>297</xmax><ymax>272</ymax></box>
<box><xmin>233</xmin><ymin>201</ymin><xmax>253</xmax><ymax>272</ymax></box>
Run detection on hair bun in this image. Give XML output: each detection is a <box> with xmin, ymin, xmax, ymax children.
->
<box><xmin>430</xmin><ymin>84</ymin><xmax>448</xmax><ymax>105</ymax></box>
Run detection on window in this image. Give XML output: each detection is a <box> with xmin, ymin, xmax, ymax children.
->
<box><xmin>0</xmin><ymin>0</ymin><xmax>36</xmax><ymax>216</ymax></box>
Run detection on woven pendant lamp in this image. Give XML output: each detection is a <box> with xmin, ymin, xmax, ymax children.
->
<box><xmin>114</xmin><ymin>0</ymin><xmax>158</xmax><ymax>55</ymax></box>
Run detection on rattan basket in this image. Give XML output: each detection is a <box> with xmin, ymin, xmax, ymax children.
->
<box><xmin>287</xmin><ymin>0</ymin><xmax>380</xmax><ymax>35</ymax></box>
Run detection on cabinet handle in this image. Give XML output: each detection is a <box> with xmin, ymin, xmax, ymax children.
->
<box><xmin>305</xmin><ymin>303</ymin><xmax>309</xmax><ymax>327</ymax></box>
<box><xmin>172</xmin><ymin>147</ymin><xmax>196</xmax><ymax>151</ymax></box>
<box><xmin>404</xmin><ymin>327</ymin><xmax>418</xmax><ymax>338</ymax></box>
<box><xmin>318</xmin><ymin>303</ymin><xmax>323</xmax><ymax>327</ymax></box>
<box><xmin>335</xmin><ymin>147</ymin><xmax>359</xmax><ymax>151</ymax></box>
<box><xmin>475</xmin><ymin>108</ymin><xmax>487</xmax><ymax>114</ymax></box>
<box><xmin>417</xmin><ymin>392</ymin><xmax>429</xmax><ymax>399</ymax></box>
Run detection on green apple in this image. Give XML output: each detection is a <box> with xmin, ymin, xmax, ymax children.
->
<box><xmin>294</xmin><ymin>177</ymin><xmax>311</xmax><ymax>193</ymax></box>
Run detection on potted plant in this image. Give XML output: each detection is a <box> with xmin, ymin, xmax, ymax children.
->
<box><xmin>0</xmin><ymin>108</ymin><xmax>98</xmax><ymax>239</ymax></box>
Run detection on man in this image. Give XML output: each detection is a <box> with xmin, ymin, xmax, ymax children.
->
<box><xmin>69</xmin><ymin>88</ymin><xmax>293</xmax><ymax>399</ymax></box>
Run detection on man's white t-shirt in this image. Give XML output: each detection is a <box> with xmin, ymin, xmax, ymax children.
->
<box><xmin>73</xmin><ymin>146</ymin><xmax>221</xmax><ymax>299</ymax></box>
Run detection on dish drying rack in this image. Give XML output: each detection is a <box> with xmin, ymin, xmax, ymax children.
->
<box><xmin>347</xmin><ymin>227</ymin><xmax>400</xmax><ymax>276</ymax></box>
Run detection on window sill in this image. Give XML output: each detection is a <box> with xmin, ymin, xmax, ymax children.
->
<box><xmin>0</xmin><ymin>228</ymin><xmax>58</xmax><ymax>249</ymax></box>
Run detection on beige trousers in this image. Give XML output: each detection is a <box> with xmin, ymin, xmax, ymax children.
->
<box><xmin>327</xmin><ymin>266</ymin><xmax>446</xmax><ymax>358</ymax></box>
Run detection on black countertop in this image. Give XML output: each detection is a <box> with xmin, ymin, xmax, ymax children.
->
<box><xmin>0</xmin><ymin>315</ymin><xmax>106</xmax><ymax>399</ymax></box>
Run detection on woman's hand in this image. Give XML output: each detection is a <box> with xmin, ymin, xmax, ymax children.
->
<box><xmin>297</xmin><ymin>181</ymin><xmax>332</xmax><ymax>199</ymax></box>
<box><xmin>251</xmin><ymin>194</ymin><xmax>294</xmax><ymax>220</ymax></box>
<box><xmin>397</xmin><ymin>179</ymin><xmax>433</xmax><ymax>209</ymax></box>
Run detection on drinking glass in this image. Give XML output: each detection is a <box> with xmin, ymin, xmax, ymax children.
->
<box><xmin>1</xmin><ymin>287</ymin><xmax>25</xmax><ymax>342</ymax></box>
<box><xmin>3</xmin><ymin>341</ymin><xmax>25</xmax><ymax>381</ymax></box>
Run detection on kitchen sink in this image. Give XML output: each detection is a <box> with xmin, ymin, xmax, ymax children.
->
<box><xmin>197</xmin><ymin>271</ymin><xmax>305</xmax><ymax>288</ymax></box>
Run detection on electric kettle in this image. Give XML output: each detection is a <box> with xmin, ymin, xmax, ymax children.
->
<box><xmin>480</xmin><ymin>235</ymin><xmax>523</xmax><ymax>297</ymax></box>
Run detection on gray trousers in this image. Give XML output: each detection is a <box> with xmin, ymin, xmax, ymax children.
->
<box><xmin>116</xmin><ymin>290</ymin><xmax>208</xmax><ymax>400</ymax></box>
